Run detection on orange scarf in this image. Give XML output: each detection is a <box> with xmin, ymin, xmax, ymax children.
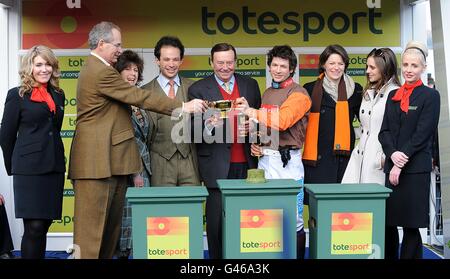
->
<box><xmin>391</xmin><ymin>79</ymin><xmax>422</xmax><ymax>113</ymax></box>
<box><xmin>30</xmin><ymin>83</ymin><xmax>55</xmax><ymax>114</ymax></box>
<box><xmin>303</xmin><ymin>74</ymin><xmax>351</xmax><ymax>166</ymax></box>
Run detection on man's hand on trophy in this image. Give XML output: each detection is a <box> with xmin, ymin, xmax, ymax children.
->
<box><xmin>234</xmin><ymin>97</ymin><xmax>249</xmax><ymax>111</ymax></box>
<box><xmin>183</xmin><ymin>99</ymin><xmax>208</xmax><ymax>113</ymax></box>
<box><xmin>234</xmin><ymin>97</ymin><xmax>258</xmax><ymax>119</ymax></box>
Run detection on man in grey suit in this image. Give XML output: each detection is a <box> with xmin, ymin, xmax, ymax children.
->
<box><xmin>188</xmin><ymin>43</ymin><xmax>261</xmax><ymax>259</ymax></box>
<box><xmin>142</xmin><ymin>36</ymin><xmax>200</xmax><ymax>186</ymax></box>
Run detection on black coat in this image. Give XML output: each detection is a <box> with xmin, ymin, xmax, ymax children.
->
<box><xmin>303</xmin><ymin>80</ymin><xmax>363</xmax><ymax>184</ymax></box>
<box><xmin>379</xmin><ymin>85</ymin><xmax>440</xmax><ymax>174</ymax></box>
<box><xmin>378</xmin><ymin>85</ymin><xmax>440</xmax><ymax>227</ymax></box>
<box><xmin>0</xmin><ymin>86</ymin><xmax>65</xmax><ymax>175</ymax></box>
<box><xmin>188</xmin><ymin>74</ymin><xmax>261</xmax><ymax>188</ymax></box>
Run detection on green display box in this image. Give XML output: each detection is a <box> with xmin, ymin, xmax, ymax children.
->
<box><xmin>305</xmin><ymin>183</ymin><xmax>392</xmax><ymax>259</ymax></box>
<box><xmin>217</xmin><ymin>179</ymin><xmax>301</xmax><ymax>259</ymax></box>
<box><xmin>126</xmin><ymin>186</ymin><xmax>208</xmax><ymax>259</ymax></box>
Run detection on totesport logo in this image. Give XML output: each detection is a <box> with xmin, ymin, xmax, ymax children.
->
<box><xmin>331</xmin><ymin>212</ymin><xmax>373</xmax><ymax>255</ymax></box>
<box><xmin>240</xmin><ymin>209</ymin><xmax>283</xmax><ymax>253</ymax></box>
<box><xmin>147</xmin><ymin>217</ymin><xmax>189</xmax><ymax>259</ymax></box>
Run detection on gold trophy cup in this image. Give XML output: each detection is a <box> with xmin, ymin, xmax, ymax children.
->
<box><xmin>207</xmin><ymin>100</ymin><xmax>233</xmax><ymax>118</ymax></box>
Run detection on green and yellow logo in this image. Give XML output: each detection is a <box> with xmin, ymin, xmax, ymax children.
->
<box><xmin>147</xmin><ymin>217</ymin><xmax>189</xmax><ymax>259</ymax></box>
<box><xmin>331</xmin><ymin>212</ymin><xmax>373</xmax><ymax>255</ymax></box>
<box><xmin>240</xmin><ymin>209</ymin><xmax>283</xmax><ymax>253</ymax></box>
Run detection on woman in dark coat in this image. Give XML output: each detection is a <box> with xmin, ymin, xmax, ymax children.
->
<box><xmin>379</xmin><ymin>41</ymin><xmax>440</xmax><ymax>259</ymax></box>
<box><xmin>0</xmin><ymin>45</ymin><xmax>65</xmax><ymax>259</ymax></box>
<box><xmin>302</xmin><ymin>45</ymin><xmax>362</xmax><ymax>202</ymax></box>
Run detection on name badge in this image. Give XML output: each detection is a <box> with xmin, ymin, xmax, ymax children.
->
<box><xmin>408</xmin><ymin>106</ymin><xmax>417</xmax><ymax>110</ymax></box>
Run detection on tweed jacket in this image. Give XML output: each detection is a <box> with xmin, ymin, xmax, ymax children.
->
<box><xmin>68</xmin><ymin>55</ymin><xmax>182</xmax><ymax>179</ymax></box>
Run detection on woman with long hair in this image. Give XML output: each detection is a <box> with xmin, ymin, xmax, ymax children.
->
<box><xmin>0</xmin><ymin>45</ymin><xmax>65</xmax><ymax>258</ymax></box>
<box><xmin>342</xmin><ymin>48</ymin><xmax>401</xmax><ymax>184</ymax></box>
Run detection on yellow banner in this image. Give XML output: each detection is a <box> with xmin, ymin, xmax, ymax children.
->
<box><xmin>49</xmin><ymin>56</ymin><xmax>85</xmax><ymax>232</ymax></box>
<box><xmin>22</xmin><ymin>0</ymin><xmax>400</xmax><ymax>49</ymax></box>
<box><xmin>180</xmin><ymin>55</ymin><xmax>266</xmax><ymax>93</ymax></box>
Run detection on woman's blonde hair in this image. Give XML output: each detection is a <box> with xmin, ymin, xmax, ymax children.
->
<box><xmin>19</xmin><ymin>45</ymin><xmax>62</xmax><ymax>96</ymax></box>
<box><xmin>402</xmin><ymin>41</ymin><xmax>428</xmax><ymax>67</ymax></box>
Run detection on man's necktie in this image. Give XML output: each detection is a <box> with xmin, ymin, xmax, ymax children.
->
<box><xmin>224</xmin><ymin>82</ymin><xmax>231</xmax><ymax>93</ymax></box>
<box><xmin>168</xmin><ymin>80</ymin><xmax>175</xmax><ymax>99</ymax></box>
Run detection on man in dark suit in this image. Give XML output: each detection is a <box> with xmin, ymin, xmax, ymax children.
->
<box><xmin>68</xmin><ymin>22</ymin><xmax>206</xmax><ymax>259</ymax></box>
<box><xmin>188</xmin><ymin>43</ymin><xmax>261</xmax><ymax>259</ymax></box>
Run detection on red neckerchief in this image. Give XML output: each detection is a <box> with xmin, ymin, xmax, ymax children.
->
<box><xmin>30</xmin><ymin>83</ymin><xmax>56</xmax><ymax>114</ymax></box>
<box><xmin>391</xmin><ymin>79</ymin><xmax>423</xmax><ymax>113</ymax></box>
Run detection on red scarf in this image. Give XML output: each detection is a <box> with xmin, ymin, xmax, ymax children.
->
<box><xmin>30</xmin><ymin>83</ymin><xmax>56</xmax><ymax>114</ymax></box>
<box><xmin>391</xmin><ymin>79</ymin><xmax>422</xmax><ymax>113</ymax></box>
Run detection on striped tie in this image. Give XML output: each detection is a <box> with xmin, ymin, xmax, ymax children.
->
<box><xmin>224</xmin><ymin>82</ymin><xmax>231</xmax><ymax>93</ymax></box>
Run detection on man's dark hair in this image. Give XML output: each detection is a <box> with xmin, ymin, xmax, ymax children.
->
<box><xmin>154</xmin><ymin>36</ymin><xmax>185</xmax><ymax>60</ymax></box>
<box><xmin>267</xmin><ymin>45</ymin><xmax>297</xmax><ymax>71</ymax></box>
<box><xmin>210</xmin><ymin>43</ymin><xmax>237</xmax><ymax>61</ymax></box>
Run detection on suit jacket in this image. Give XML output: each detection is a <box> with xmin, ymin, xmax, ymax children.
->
<box><xmin>379</xmin><ymin>85</ymin><xmax>440</xmax><ymax>174</ymax></box>
<box><xmin>0</xmin><ymin>86</ymin><xmax>65</xmax><ymax>175</ymax></box>
<box><xmin>68</xmin><ymin>55</ymin><xmax>182</xmax><ymax>179</ymax></box>
<box><xmin>142</xmin><ymin>77</ymin><xmax>199</xmax><ymax>178</ymax></box>
<box><xmin>188</xmin><ymin>74</ymin><xmax>261</xmax><ymax>188</ymax></box>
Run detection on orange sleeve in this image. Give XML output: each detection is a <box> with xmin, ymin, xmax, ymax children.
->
<box><xmin>256</xmin><ymin>92</ymin><xmax>311</xmax><ymax>131</ymax></box>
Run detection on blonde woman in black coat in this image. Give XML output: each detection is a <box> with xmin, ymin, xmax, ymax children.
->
<box><xmin>379</xmin><ymin>41</ymin><xmax>440</xmax><ymax>259</ymax></box>
<box><xmin>0</xmin><ymin>45</ymin><xmax>65</xmax><ymax>259</ymax></box>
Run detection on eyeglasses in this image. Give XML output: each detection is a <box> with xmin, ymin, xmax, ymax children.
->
<box><xmin>104</xmin><ymin>41</ymin><xmax>122</xmax><ymax>49</ymax></box>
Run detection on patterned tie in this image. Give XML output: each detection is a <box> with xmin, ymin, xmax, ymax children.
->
<box><xmin>224</xmin><ymin>82</ymin><xmax>231</xmax><ymax>93</ymax></box>
<box><xmin>168</xmin><ymin>79</ymin><xmax>175</xmax><ymax>99</ymax></box>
